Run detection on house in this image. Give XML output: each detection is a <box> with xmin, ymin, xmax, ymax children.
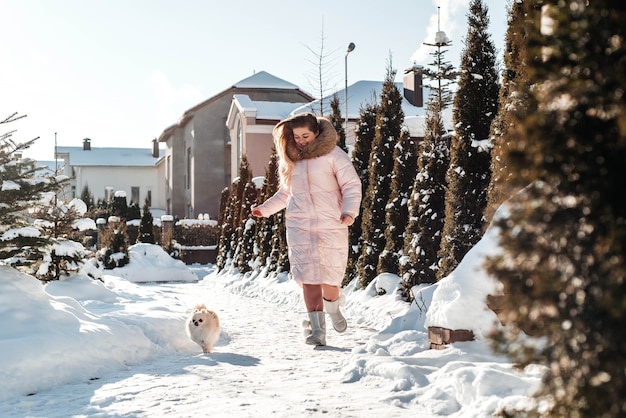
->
<box><xmin>158</xmin><ymin>71</ymin><xmax>314</xmax><ymax>219</ymax></box>
<box><xmin>225</xmin><ymin>67</ymin><xmax>454</xmax><ymax>187</ymax></box>
<box><xmin>55</xmin><ymin>138</ymin><xmax>166</xmax><ymax>214</ymax></box>
<box><xmin>290</xmin><ymin>66</ymin><xmax>454</xmax><ymax>144</ymax></box>
<box><xmin>225</xmin><ymin>95</ymin><xmax>308</xmax><ymax>180</ymax></box>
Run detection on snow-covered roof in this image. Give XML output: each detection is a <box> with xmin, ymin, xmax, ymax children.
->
<box><xmin>233</xmin><ymin>71</ymin><xmax>299</xmax><ymax>90</ymax></box>
<box><xmin>290</xmin><ymin>80</ymin><xmax>454</xmax><ymax>137</ymax></box>
<box><xmin>55</xmin><ymin>146</ymin><xmax>163</xmax><ymax>167</ymax></box>
<box><xmin>228</xmin><ymin>95</ymin><xmax>307</xmax><ymax>129</ymax></box>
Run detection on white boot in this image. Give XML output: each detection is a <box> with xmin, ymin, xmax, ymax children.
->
<box><xmin>304</xmin><ymin>311</ymin><xmax>326</xmax><ymax>346</ymax></box>
<box><xmin>323</xmin><ymin>298</ymin><xmax>347</xmax><ymax>333</ymax></box>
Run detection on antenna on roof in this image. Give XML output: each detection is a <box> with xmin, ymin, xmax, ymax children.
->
<box><xmin>438</xmin><ymin>6</ymin><xmax>441</xmax><ymax>31</ymax></box>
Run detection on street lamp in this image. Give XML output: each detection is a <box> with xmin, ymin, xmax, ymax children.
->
<box><xmin>344</xmin><ymin>42</ymin><xmax>356</xmax><ymax>140</ymax></box>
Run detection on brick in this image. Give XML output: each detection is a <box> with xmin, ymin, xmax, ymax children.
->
<box><xmin>428</xmin><ymin>326</ymin><xmax>474</xmax><ymax>349</ymax></box>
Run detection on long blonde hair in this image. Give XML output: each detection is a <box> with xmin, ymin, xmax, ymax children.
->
<box><xmin>273</xmin><ymin>113</ymin><xmax>320</xmax><ymax>187</ymax></box>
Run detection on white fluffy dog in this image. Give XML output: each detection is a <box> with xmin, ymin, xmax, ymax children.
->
<box><xmin>186</xmin><ymin>304</ymin><xmax>220</xmax><ymax>353</ymax></box>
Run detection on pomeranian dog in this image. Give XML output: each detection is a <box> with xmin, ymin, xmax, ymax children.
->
<box><xmin>186</xmin><ymin>304</ymin><xmax>220</xmax><ymax>353</ymax></box>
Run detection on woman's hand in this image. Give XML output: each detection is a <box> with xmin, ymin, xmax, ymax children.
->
<box><xmin>251</xmin><ymin>207</ymin><xmax>263</xmax><ymax>217</ymax></box>
<box><xmin>340</xmin><ymin>214</ymin><xmax>354</xmax><ymax>226</ymax></box>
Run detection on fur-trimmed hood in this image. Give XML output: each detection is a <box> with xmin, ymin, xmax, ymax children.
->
<box><xmin>285</xmin><ymin>117</ymin><xmax>338</xmax><ymax>162</ymax></box>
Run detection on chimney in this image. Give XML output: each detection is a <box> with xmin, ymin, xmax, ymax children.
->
<box><xmin>83</xmin><ymin>138</ymin><xmax>91</xmax><ymax>151</ymax></box>
<box><xmin>403</xmin><ymin>65</ymin><xmax>423</xmax><ymax>108</ymax></box>
<box><xmin>152</xmin><ymin>138</ymin><xmax>159</xmax><ymax>158</ymax></box>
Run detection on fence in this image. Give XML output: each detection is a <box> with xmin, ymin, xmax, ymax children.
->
<box><xmin>95</xmin><ymin>215</ymin><xmax>220</xmax><ymax>265</ymax></box>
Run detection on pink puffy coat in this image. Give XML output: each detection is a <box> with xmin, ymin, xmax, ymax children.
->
<box><xmin>255</xmin><ymin>119</ymin><xmax>362</xmax><ymax>287</ymax></box>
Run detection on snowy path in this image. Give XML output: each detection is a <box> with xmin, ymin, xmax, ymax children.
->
<box><xmin>4</xmin><ymin>270</ymin><xmax>420</xmax><ymax>418</ymax></box>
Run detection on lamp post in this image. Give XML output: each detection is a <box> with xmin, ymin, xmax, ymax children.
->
<box><xmin>344</xmin><ymin>42</ymin><xmax>355</xmax><ymax>140</ymax></box>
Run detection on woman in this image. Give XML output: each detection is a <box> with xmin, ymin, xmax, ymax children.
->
<box><xmin>252</xmin><ymin>113</ymin><xmax>362</xmax><ymax>346</ymax></box>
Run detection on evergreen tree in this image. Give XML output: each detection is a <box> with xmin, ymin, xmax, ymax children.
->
<box><xmin>422</xmin><ymin>28</ymin><xmax>457</xmax><ymax>111</ymax></box>
<box><xmin>274</xmin><ymin>209</ymin><xmax>290</xmax><ymax>273</ymax></box>
<box><xmin>329</xmin><ymin>93</ymin><xmax>348</xmax><ymax>152</ymax></box>
<box><xmin>235</xmin><ymin>182</ymin><xmax>258</xmax><ymax>274</ymax></box>
<box><xmin>99</xmin><ymin>217</ymin><xmax>130</xmax><ymax>269</ymax></box>
<box><xmin>356</xmin><ymin>60</ymin><xmax>404</xmax><ymax>288</ymax></box>
<box><xmin>229</xmin><ymin>157</ymin><xmax>253</xmax><ymax>272</ymax></box>
<box><xmin>487</xmin><ymin>2</ymin><xmax>626</xmax><ymax>416</ymax></box>
<box><xmin>137</xmin><ymin>197</ymin><xmax>155</xmax><ymax>244</ymax></box>
<box><xmin>378</xmin><ymin>127</ymin><xmax>416</xmax><ymax>275</ymax></box>
<box><xmin>232</xmin><ymin>156</ymin><xmax>252</xmax><ymax>229</ymax></box>
<box><xmin>400</xmin><ymin>27</ymin><xmax>456</xmax><ymax>297</ymax></box>
<box><xmin>217</xmin><ymin>187</ymin><xmax>229</xmax><ymax>228</ymax></box>
<box><xmin>215</xmin><ymin>186</ymin><xmax>232</xmax><ymax>271</ymax></box>
<box><xmin>255</xmin><ymin>148</ymin><xmax>280</xmax><ymax>270</ymax></box>
<box><xmin>400</xmin><ymin>98</ymin><xmax>449</xmax><ymax>297</ymax></box>
<box><xmin>110</xmin><ymin>192</ymin><xmax>129</xmax><ymax>220</ymax></box>
<box><xmin>343</xmin><ymin>99</ymin><xmax>378</xmax><ymax>286</ymax></box>
<box><xmin>37</xmin><ymin>238</ymin><xmax>87</xmax><ymax>281</ymax></box>
<box><xmin>216</xmin><ymin>156</ymin><xmax>252</xmax><ymax>271</ymax></box>
<box><xmin>31</xmin><ymin>191</ymin><xmax>84</xmax><ymax>280</ymax></box>
<box><xmin>127</xmin><ymin>202</ymin><xmax>141</xmax><ymax>221</ymax></box>
<box><xmin>216</xmin><ymin>179</ymin><xmax>238</xmax><ymax>271</ymax></box>
<box><xmin>80</xmin><ymin>184</ymin><xmax>95</xmax><ymax>211</ymax></box>
<box><xmin>437</xmin><ymin>0</ymin><xmax>500</xmax><ymax>279</ymax></box>
<box><xmin>0</xmin><ymin>113</ymin><xmax>63</xmax><ymax>272</ymax></box>
<box><xmin>484</xmin><ymin>1</ymin><xmax>529</xmax><ymax>223</ymax></box>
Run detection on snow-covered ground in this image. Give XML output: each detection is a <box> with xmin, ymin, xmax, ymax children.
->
<box><xmin>0</xmin><ymin>222</ymin><xmax>545</xmax><ymax>417</ymax></box>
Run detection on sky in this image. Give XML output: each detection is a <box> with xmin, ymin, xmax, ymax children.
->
<box><xmin>1</xmin><ymin>0</ymin><xmax>510</xmax><ymax>161</ymax></box>
<box><xmin>0</xmin><ymin>202</ymin><xmax>544</xmax><ymax>416</ymax></box>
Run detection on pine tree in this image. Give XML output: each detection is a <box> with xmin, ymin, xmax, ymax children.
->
<box><xmin>0</xmin><ymin>113</ymin><xmax>64</xmax><ymax>272</ymax></box>
<box><xmin>343</xmin><ymin>99</ymin><xmax>378</xmax><ymax>286</ymax></box>
<box><xmin>400</xmin><ymin>27</ymin><xmax>456</xmax><ymax>297</ymax></box>
<box><xmin>31</xmin><ymin>189</ymin><xmax>84</xmax><ymax>280</ymax></box>
<box><xmin>217</xmin><ymin>156</ymin><xmax>252</xmax><ymax>272</ymax></box>
<box><xmin>80</xmin><ymin>184</ymin><xmax>95</xmax><ymax>212</ymax></box>
<box><xmin>99</xmin><ymin>217</ymin><xmax>130</xmax><ymax>269</ymax></box>
<box><xmin>215</xmin><ymin>185</ymin><xmax>233</xmax><ymax>271</ymax></box>
<box><xmin>232</xmin><ymin>156</ymin><xmax>252</xmax><ymax>229</ymax></box>
<box><xmin>235</xmin><ymin>182</ymin><xmax>258</xmax><ymax>274</ymax></box>
<box><xmin>400</xmin><ymin>98</ymin><xmax>449</xmax><ymax>297</ymax></box>
<box><xmin>127</xmin><ymin>202</ymin><xmax>141</xmax><ymax>221</ymax></box>
<box><xmin>377</xmin><ymin>127</ymin><xmax>416</xmax><ymax>275</ymax></box>
<box><xmin>216</xmin><ymin>179</ymin><xmax>238</xmax><ymax>271</ymax></box>
<box><xmin>137</xmin><ymin>197</ymin><xmax>155</xmax><ymax>244</ymax></box>
<box><xmin>355</xmin><ymin>60</ymin><xmax>404</xmax><ymax>288</ymax></box>
<box><xmin>437</xmin><ymin>0</ymin><xmax>500</xmax><ymax>279</ymax></box>
<box><xmin>217</xmin><ymin>187</ymin><xmax>229</xmax><ymax>229</ymax></box>
<box><xmin>484</xmin><ymin>1</ymin><xmax>528</xmax><ymax>223</ymax></box>
<box><xmin>229</xmin><ymin>157</ymin><xmax>253</xmax><ymax>272</ymax></box>
<box><xmin>487</xmin><ymin>2</ymin><xmax>626</xmax><ymax>416</ymax></box>
<box><xmin>256</xmin><ymin>148</ymin><xmax>280</xmax><ymax>270</ymax></box>
<box><xmin>274</xmin><ymin>209</ymin><xmax>290</xmax><ymax>273</ymax></box>
<box><xmin>329</xmin><ymin>93</ymin><xmax>348</xmax><ymax>152</ymax></box>
<box><xmin>110</xmin><ymin>192</ymin><xmax>129</xmax><ymax>220</ymax></box>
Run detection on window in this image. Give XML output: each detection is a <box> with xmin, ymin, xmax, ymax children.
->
<box><xmin>131</xmin><ymin>187</ymin><xmax>140</xmax><ymax>205</ymax></box>
<box><xmin>105</xmin><ymin>186</ymin><xmax>114</xmax><ymax>202</ymax></box>
<box><xmin>237</xmin><ymin>119</ymin><xmax>243</xmax><ymax>160</ymax></box>
<box><xmin>186</xmin><ymin>147</ymin><xmax>191</xmax><ymax>190</ymax></box>
<box><xmin>146</xmin><ymin>189</ymin><xmax>152</xmax><ymax>207</ymax></box>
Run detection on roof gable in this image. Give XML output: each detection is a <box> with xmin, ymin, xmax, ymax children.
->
<box><xmin>233</xmin><ymin>71</ymin><xmax>299</xmax><ymax>90</ymax></box>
